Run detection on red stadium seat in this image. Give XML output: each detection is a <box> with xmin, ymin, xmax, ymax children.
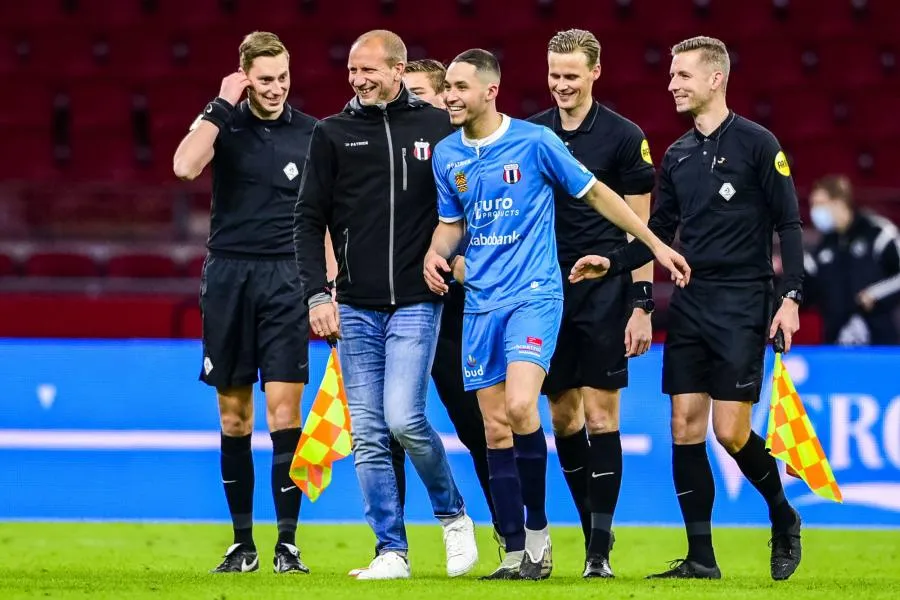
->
<box><xmin>0</xmin><ymin>253</ymin><xmax>16</xmax><ymax>277</ymax></box>
<box><xmin>186</xmin><ymin>255</ymin><xmax>207</xmax><ymax>279</ymax></box>
<box><xmin>106</xmin><ymin>253</ymin><xmax>179</xmax><ymax>279</ymax></box>
<box><xmin>25</xmin><ymin>252</ymin><xmax>100</xmax><ymax>278</ymax></box>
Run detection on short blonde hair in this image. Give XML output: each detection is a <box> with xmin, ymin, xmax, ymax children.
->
<box><xmin>239</xmin><ymin>31</ymin><xmax>289</xmax><ymax>73</ymax></box>
<box><xmin>353</xmin><ymin>29</ymin><xmax>407</xmax><ymax>67</ymax></box>
<box><xmin>547</xmin><ymin>29</ymin><xmax>601</xmax><ymax>68</ymax></box>
<box><xmin>405</xmin><ymin>59</ymin><xmax>446</xmax><ymax>94</ymax></box>
<box><xmin>672</xmin><ymin>35</ymin><xmax>730</xmax><ymax>80</ymax></box>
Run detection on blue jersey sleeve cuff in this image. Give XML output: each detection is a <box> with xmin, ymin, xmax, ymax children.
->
<box><xmin>574</xmin><ymin>176</ymin><xmax>597</xmax><ymax>199</ymax></box>
<box><xmin>439</xmin><ymin>215</ymin><xmax>464</xmax><ymax>223</ymax></box>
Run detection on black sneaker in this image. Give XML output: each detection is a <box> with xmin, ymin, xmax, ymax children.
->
<box><xmin>273</xmin><ymin>542</ymin><xmax>310</xmax><ymax>574</ymax></box>
<box><xmin>646</xmin><ymin>558</ymin><xmax>722</xmax><ymax>579</ymax></box>
<box><xmin>480</xmin><ymin>551</ymin><xmax>523</xmax><ymax>580</ymax></box>
<box><xmin>583</xmin><ymin>555</ymin><xmax>614</xmax><ymax>578</ymax></box>
<box><xmin>770</xmin><ymin>509</ymin><xmax>802</xmax><ymax>581</ymax></box>
<box><xmin>210</xmin><ymin>543</ymin><xmax>259</xmax><ymax>573</ymax></box>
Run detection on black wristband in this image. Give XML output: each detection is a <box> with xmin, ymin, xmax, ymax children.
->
<box><xmin>200</xmin><ymin>97</ymin><xmax>235</xmax><ymax>130</ymax></box>
<box><xmin>629</xmin><ymin>281</ymin><xmax>653</xmax><ymax>304</ymax></box>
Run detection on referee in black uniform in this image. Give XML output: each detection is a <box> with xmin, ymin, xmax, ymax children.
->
<box><xmin>527</xmin><ymin>29</ymin><xmax>655</xmax><ymax>579</ymax></box>
<box><xmin>570</xmin><ymin>36</ymin><xmax>804</xmax><ymax>581</ymax></box>
<box><xmin>173</xmin><ymin>31</ymin><xmax>316</xmax><ymax>574</ymax></box>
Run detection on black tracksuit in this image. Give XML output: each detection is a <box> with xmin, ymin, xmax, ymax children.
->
<box><xmin>805</xmin><ymin>211</ymin><xmax>900</xmax><ymax>344</ymax></box>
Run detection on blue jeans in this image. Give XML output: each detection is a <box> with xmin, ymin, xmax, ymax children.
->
<box><xmin>338</xmin><ymin>301</ymin><xmax>465</xmax><ymax>553</ymax></box>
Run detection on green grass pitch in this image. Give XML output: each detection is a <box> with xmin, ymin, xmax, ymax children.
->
<box><xmin>0</xmin><ymin>522</ymin><xmax>897</xmax><ymax>599</ymax></box>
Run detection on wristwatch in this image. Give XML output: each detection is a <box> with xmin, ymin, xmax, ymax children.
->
<box><xmin>782</xmin><ymin>289</ymin><xmax>803</xmax><ymax>305</ymax></box>
<box><xmin>633</xmin><ymin>298</ymin><xmax>655</xmax><ymax>314</ymax></box>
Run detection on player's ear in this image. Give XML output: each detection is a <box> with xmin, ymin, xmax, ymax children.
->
<box><xmin>592</xmin><ymin>63</ymin><xmax>601</xmax><ymax>81</ymax></box>
<box><xmin>485</xmin><ymin>82</ymin><xmax>500</xmax><ymax>102</ymax></box>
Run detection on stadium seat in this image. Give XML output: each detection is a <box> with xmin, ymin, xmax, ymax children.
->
<box><xmin>106</xmin><ymin>253</ymin><xmax>179</xmax><ymax>278</ymax></box>
<box><xmin>25</xmin><ymin>252</ymin><xmax>100</xmax><ymax>278</ymax></box>
<box><xmin>186</xmin><ymin>255</ymin><xmax>207</xmax><ymax>279</ymax></box>
<box><xmin>0</xmin><ymin>253</ymin><xmax>16</xmax><ymax>277</ymax></box>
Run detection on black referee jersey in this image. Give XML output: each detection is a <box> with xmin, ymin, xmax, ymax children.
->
<box><xmin>607</xmin><ymin>111</ymin><xmax>804</xmax><ymax>293</ymax></box>
<box><xmin>528</xmin><ymin>100</ymin><xmax>655</xmax><ymax>264</ymax></box>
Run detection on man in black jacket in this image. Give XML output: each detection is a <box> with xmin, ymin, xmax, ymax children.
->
<box><xmin>805</xmin><ymin>174</ymin><xmax>900</xmax><ymax>345</ymax></box>
<box><xmin>293</xmin><ymin>30</ymin><xmax>477</xmax><ymax>581</ymax></box>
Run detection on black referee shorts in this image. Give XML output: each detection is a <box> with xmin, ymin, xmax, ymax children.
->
<box><xmin>199</xmin><ymin>255</ymin><xmax>310</xmax><ymax>390</ymax></box>
<box><xmin>542</xmin><ymin>273</ymin><xmax>630</xmax><ymax>396</ymax></box>
<box><xmin>663</xmin><ymin>279</ymin><xmax>773</xmax><ymax>403</ymax></box>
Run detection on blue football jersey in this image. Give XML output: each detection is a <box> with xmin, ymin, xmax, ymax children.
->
<box><xmin>433</xmin><ymin>115</ymin><xmax>597</xmax><ymax>313</ymax></box>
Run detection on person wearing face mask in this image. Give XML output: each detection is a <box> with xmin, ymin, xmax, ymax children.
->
<box><xmin>293</xmin><ymin>30</ymin><xmax>477</xmax><ymax>580</ymax></box>
<box><xmin>804</xmin><ymin>175</ymin><xmax>900</xmax><ymax>345</ymax></box>
<box><xmin>173</xmin><ymin>31</ymin><xmax>318</xmax><ymax>575</ymax></box>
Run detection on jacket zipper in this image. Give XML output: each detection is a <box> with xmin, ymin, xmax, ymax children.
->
<box><xmin>382</xmin><ymin>109</ymin><xmax>396</xmax><ymax>305</ymax></box>
<box><xmin>342</xmin><ymin>227</ymin><xmax>352</xmax><ymax>284</ymax></box>
<box><xmin>401</xmin><ymin>147</ymin><xmax>408</xmax><ymax>191</ymax></box>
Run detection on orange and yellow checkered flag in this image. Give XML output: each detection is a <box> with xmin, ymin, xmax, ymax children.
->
<box><xmin>765</xmin><ymin>346</ymin><xmax>842</xmax><ymax>503</ymax></box>
<box><xmin>289</xmin><ymin>345</ymin><xmax>352</xmax><ymax>502</ymax></box>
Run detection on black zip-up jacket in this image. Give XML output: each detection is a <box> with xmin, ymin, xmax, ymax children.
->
<box><xmin>606</xmin><ymin>112</ymin><xmax>804</xmax><ymax>294</ymax></box>
<box><xmin>294</xmin><ymin>86</ymin><xmax>455</xmax><ymax>308</ymax></box>
<box><xmin>805</xmin><ymin>211</ymin><xmax>900</xmax><ymax>344</ymax></box>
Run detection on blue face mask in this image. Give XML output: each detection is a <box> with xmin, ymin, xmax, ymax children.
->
<box><xmin>810</xmin><ymin>205</ymin><xmax>836</xmax><ymax>233</ymax></box>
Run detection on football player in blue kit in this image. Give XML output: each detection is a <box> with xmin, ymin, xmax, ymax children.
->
<box><xmin>423</xmin><ymin>48</ymin><xmax>690</xmax><ymax>580</ymax></box>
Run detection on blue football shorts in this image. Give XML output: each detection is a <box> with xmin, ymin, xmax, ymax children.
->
<box><xmin>461</xmin><ymin>298</ymin><xmax>563</xmax><ymax>391</ymax></box>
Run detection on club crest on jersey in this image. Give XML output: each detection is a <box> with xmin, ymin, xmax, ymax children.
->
<box><xmin>455</xmin><ymin>171</ymin><xmax>468</xmax><ymax>193</ymax></box>
<box><xmin>502</xmin><ymin>163</ymin><xmax>522</xmax><ymax>184</ymax></box>
<box><xmin>413</xmin><ymin>140</ymin><xmax>431</xmax><ymax>161</ymax></box>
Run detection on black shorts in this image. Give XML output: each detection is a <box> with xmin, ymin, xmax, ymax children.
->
<box><xmin>199</xmin><ymin>255</ymin><xmax>309</xmax><ymax>389</ymax></box>
<box><xmin>542</xmin><ymin>274</ymin><xmax>630</xmax><ymax>396</ymax></box>
<box><xmin>663</xmin><ymin>279</ymin><xmax>773</xmax><ymax>403</ymax></box>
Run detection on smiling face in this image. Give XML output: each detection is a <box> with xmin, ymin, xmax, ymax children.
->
<box><xmin>347</xmin><ymin>40</ymin><xmax>404</xmax><ymax>106</ymax></box>
<box><xmin>668</xmin><ymin>49</ymin><xmax>725</xmax><ymax>114</ymax></box>
<box><xmin>244</xmin><ymin>53</ymin><xmax>290</xmax><ymax>117</ymax></box>
<box><xmin>443</xmin><ymin>61</ymin><xmax>496</xmax><ymax>129</ymax></box>
<box><xmin>547</xmin><ymin>50</ymin><xmax>599</xmax><ymax>112</ymax></box>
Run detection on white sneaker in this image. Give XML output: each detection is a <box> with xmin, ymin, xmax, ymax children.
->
<box><xmin>354</xmin><ymin>552</ymin><xmax>411</xmax><ymax>580</ymax></box>
<box><xmin>442</xmin><ymin>513</ymin><xmax>478</xmax><ymax>577</ymax></box>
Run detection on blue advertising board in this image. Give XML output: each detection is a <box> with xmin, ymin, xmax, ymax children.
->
<box><xmin>1</xmin><ymin>339</ymin><xmax>897</xmax><ymax>527</ymax></box>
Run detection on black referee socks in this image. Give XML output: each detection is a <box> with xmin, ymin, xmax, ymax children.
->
<box><xmin>555</xmin><ymin>427</ymin><xmax>591</xmax><ymax>546</ymax></box>
<box><xmin>672</xmin><ymin>442</ymin><xmax>717</xmax><ymax>568</ymax></box>
<box><xmin>270</xmin><ymin>427</ymin><xmax>303</xmax><ymax>546</ymax></box>
<box><xmin>221</xmin><ymin>432</ymin><xmax>255</xmax><ymax>548</ymax></box>
<box><xmin>587</xmin><ymin>431</ymin><xmax>623</xmax><ymax>559</ymax></box>
<box><xmin>730</xmin><ymin>431</ymin><xmax>796</xmax><ymax>532</ymax></box>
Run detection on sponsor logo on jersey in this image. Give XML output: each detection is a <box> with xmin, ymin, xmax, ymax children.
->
<box><xmin>469</xmin><ymin>231</ymin><xmax>521</xmax><ymax>246</ymax></box>
<box><xmin>774</xmin><ymin>150</ymin><xmax>791</xmax><ymax>177</ymax></box>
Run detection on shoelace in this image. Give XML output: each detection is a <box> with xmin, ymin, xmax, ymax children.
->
<box><xmin>665</xmin><ymin>558</ymin><xmax>688</xmax><ymax>572</ymax></box>
<box><xmin>444</xmin><ymin>525</ymin><xmax>466</xmax><ymax>557</ymax></box>
<box><xmin>769</xmin><ymin>534</ymin><xmax>794</xmax><ymax>558</ymax></box>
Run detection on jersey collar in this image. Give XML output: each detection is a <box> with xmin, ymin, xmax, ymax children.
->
<box><xmin>462</xmin><ymin>114</ymin><xmax>511</xmax><ymax>149</ymax></box>
<box><xmin>237</xmin><ymin>100</ymin><xmax>294</xmax><ymax>126</ymax></box>
<box><xmin>552</xmin><ymin>100</ymin><xmax>600</xmax><ymax>136</ymax></box>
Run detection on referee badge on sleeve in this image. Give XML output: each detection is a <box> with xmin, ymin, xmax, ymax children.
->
<box><xmin>774</xmin><ymin>151</ymin><xmax>791</xmax><ymax>177</ymax></box>
<box><xmin>640</xmin><ymin>139</ymin><xmax>653</xmax><ymax>165</ymax></box>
